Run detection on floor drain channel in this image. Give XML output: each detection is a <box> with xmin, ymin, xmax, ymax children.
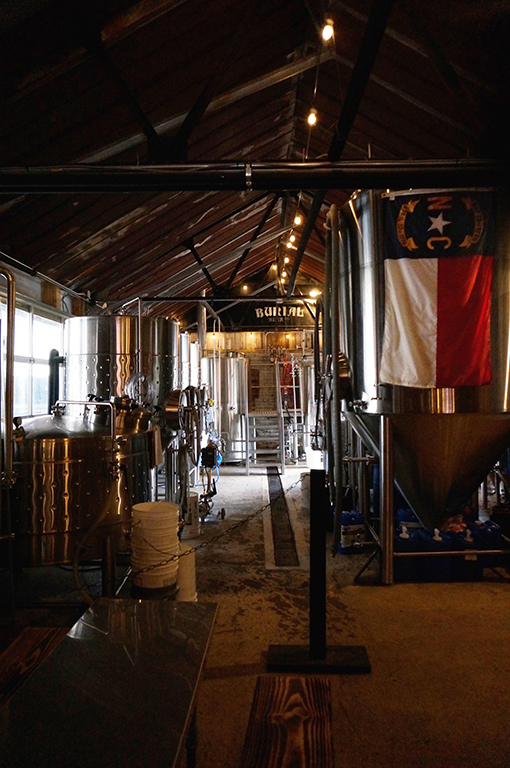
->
<box><xmin>266</xmin><ymin>467</ymin><xmax>299</xmax><ymax>567</ymax></box>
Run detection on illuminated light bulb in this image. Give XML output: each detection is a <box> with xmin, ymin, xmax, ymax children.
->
<box><xmin>286</xmin><ymin>241</ymin><xmax>293</xmax><ymax>248</ymax></box>
<box><xmin>242</xmin><ymin>284</ymin><xmax>248</xmax><ymax>291</ymax></box>
<box><xmin>294</xmin><ymin>214</ymin><xmax>302</xmax><ymax>226</ymax></box>
<box><xmin>250</xmin><ymin>332</ymin><xmax>254</xmax><ymax>338</ymax></box>
<box><xmin>322</xmin><ymin>19</ymin><xmax>334</xmax><ymax>41</ymax></box>
<box><xmin>284</xmin><ymin>256</ymin><xmax>290</xmax><ymax>264</ymax></box>
<box><xmin>272</xmin><ymin>263</ymin><xmax>278</xmax><ymax>270</ymax></box>
<box><xmin>280</xmin><ymin>277</ymin><xmax>285</xmax><ymax>284</ymax></box>
<box><xmin>289</xmin><ymin>234</ymin><xmax>295</xmax><ymax>242</ymax></box>
<box><xmin>282</xmin><ymin>271</ymin><xmax>287</xmax><ymax>278</ymax></box>
<box><xmin>307</xmin><ymin>108</ymin><xmax>317</xmax><ymax>126</ymax></box>
<box><xmin>286</xmin><ymin>334</ymin><xmax>290</xmax><ymax>339</ymax></box>
<box><xmin>310</xmin><ymin>289</ymin><xmax>321</xmax><ymax>298</ymax></box>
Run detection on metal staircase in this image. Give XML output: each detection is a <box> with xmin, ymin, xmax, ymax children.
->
<box><xmin>247</xmin><ymin>411</ymin><xmax>285</xmax><ymax>472</ymax></box>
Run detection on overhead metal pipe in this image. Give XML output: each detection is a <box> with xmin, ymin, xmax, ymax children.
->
<box><xmin>197</xmin><ymin>291</ymin><xmax>207</xmax><ymax>351</ymax></box>
<box><xmin>0</xmin><ymin>249</ymin><xmax>104</xmax><ymax>308</ymax></box>
<box><xmin>0</xmin><ymin>159</ymin><xmax>508</xmax><ymax>194</ymax></box>
<box><xmin>128</xmin><ymin>294</ymin><xmax>318</xmax><ymax>303</ymax></box>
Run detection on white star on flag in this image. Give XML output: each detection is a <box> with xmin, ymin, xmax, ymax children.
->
<box><xmin>428</xmin><ymin>212</ymin><xmax>452</xmax><ymax>234</ymax></box>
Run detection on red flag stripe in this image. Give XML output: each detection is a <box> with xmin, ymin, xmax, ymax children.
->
<box><xmin>436</xmin><ymin>255</ymin><xmax>493</xmax><ymax>387</ymax></box>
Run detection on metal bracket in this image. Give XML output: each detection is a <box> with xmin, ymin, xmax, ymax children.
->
<box><xmin>245</xmin><ymin>163</ymin><xmax>252</xmax><ymax>191</ymax></box>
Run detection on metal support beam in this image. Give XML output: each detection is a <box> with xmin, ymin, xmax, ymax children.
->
<box><xmin>82</xmin><ymin>28</ymin><xmax>169</xmax><ymax>162</ymax></box>
<box><xmin>80</xmin><ymin>50</ymin><xmax>337</xmax><ymax>164</ymax></box>
<box><xmin>165</xmin><ymin>2</ymin><xmax>264</xmax><ymax>161</ymax></box>
<box><xmin>185</xmin><ymin>239</ymin><xmax>217</xmax><ymax>292</ymax></box>
<box><xmin>330</xmin><ymin>0</ymin><xmax>395</xmax><ymax>159</ymax></box>
<box><xmin>286</xmin><ymin>191</ymin><xmax>326</xmax><ymax>298</ymax></box>
<box><xmin>286</xmin><ymin>0</ymin><xmax>396</xmax><ymax>296</ymax></box>
<box><xmin>380</xmin><ymin>415</ymin><xmax>394</xmax><ymax>585</ymax></box>
<box><xmin>212</xmin><ymin>280</ymin><xmax>280</xmax><ymax>315</ymax></box>
<box><xmin>136</xmin><ymin>292</ymin><xmax>320</xmax><ymax>303</ymax></box>
<box><xmin>225</xmin><ymin>194</ymin><xmax>280</xmax><ymax>289</ymax></box>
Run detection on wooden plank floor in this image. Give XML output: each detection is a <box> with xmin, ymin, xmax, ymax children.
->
<box><xmin>240</xmin><ymin>675</ymin><xmax>334</xmax><ymax>768</ymax></box>
<box><xmin>0</xmin><ymin>626</ymin><xmax>69</xmax><ymax>707</ymax></box>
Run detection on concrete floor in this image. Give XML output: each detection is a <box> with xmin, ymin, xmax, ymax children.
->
<box><xmin>2</xmin><ymin>464</ymin><xmax>510</xmax><ymax>767</ymax></box>
<box><xmin>190</xmin><ymin>465</ymin><xmax>510</xmax><ymax>768</ymax></box>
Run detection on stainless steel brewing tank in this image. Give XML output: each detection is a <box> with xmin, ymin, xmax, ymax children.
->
<box><xmin>179</xmin><ymin>332</ymin><xmax>191</xmax><ymax>389</ymax></box>
<box><xmin>12</xmin><ymin>406</ymin><xmax>152</xmax><ymax>566</ymax></box>
<box><xmin>190</xmin><ymin>341</ymin><xmax>200</xmax><ymax>387</ymax></box>
<box><xmin>64</xmin><ymin>316</ymin><xmax>179</xmax><ymax>408</ymax></box>
<box><xmin>339</xmin><ymin>189</ymin><xmax>510</xmax><ymax>527</ymax></box>
<box><xmin>201</xmin><ymin>354</ymin><xmax>248</xmax><ymax>461</ymax></box>
<box><xmin>301</xmin><ymin>360</ymin><xmax>316</xmax><ymax>449</ymax></box>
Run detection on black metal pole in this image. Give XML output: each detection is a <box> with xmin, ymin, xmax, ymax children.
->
<box><xmin>48</xmin><ymin>349</ymin><xmax>63</xmax><ymax>414</ymax></box>
<box><xmin>101</xmin><ymin>536</ymin><xmax>116</xmax><ymax>598</ymax></box>
<box><xmin>266</xmin><ymin>463</ymin><xmax>370</xmax><ymax>672</ymax></box>
<box><xmin>309</xmin><ymin>468</ymin><xmax>327</xmax><ymax>660</ymax></box>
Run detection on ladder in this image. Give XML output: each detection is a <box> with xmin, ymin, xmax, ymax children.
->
<box><xmin>247</xmin><ymin>411</ymin><xmax>285</xmax><ymax>474</ymax></box>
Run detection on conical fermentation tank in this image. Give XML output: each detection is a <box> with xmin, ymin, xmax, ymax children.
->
<box><xmin>301</xmin><ymin>359</ymin><xmax>317</xmax><ymax>451</ymax></box>
<box><xmin>201</xmin><ymin>353</ymin><xmax>248</xmax><ymax>461</ymax></box>
<box><xmin>338</xmin><ymin>189</ymin><xmax>510</xmax><ymax>529</ymax></box>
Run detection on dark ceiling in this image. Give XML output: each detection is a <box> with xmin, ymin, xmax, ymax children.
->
<box><xmin>0</xmin><ymin>0</ymin><xmax>509</xmax><ymax>324</ymax></box>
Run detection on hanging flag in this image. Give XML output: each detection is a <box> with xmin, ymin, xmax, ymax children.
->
<box><xmin>379</xmin><ymin>191</ymin><xmax>495</xmax><ymax>388</ymax></box>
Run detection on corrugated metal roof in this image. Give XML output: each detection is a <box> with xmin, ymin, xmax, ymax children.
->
<box><xmin>0</xmin><ymin>0</ymin><xmax>508</xmax><ymax>324</ymax></box>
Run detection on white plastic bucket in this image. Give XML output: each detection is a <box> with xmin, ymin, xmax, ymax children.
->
<box><xmin>131</xmin><ymin>502</ymin><xmax>179</xmax><ymax>590</ymax></box>
<box><xmin>176</xmin><ymin>542</ymin><xmax>197</xmax><ymax>601</ymax></box>
<box><xmin>181</xmin><ymin>490</ymin><xmax>201</xmax><ymax>539</ymax></box>
<box><xmin>301</xmin><ymin>472</ymin><xmax>310</xmax><ymax>509</ymax></box>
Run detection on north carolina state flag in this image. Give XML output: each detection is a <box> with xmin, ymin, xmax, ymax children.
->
<box><xmin>379</xmin><ymin>191</ymin><xmax>495</xmax><ymax>388</ymax></box>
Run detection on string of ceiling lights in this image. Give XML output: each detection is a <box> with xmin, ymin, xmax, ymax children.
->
<box><xmin>273</xmin><ymin>14</ymin><xmax>334</xmax><ymax>300</ymax></box>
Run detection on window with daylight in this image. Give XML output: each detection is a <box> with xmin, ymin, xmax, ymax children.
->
<box><xmin>0</xmin><ymin>300</ymin><xmax>65</xmax><ymax>418</ymax></box>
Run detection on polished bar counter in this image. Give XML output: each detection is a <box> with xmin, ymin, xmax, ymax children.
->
<box><xmin>0</xmin><ymin>598</ymin><xmax>218</xmax><ymax>768</ymax></box>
